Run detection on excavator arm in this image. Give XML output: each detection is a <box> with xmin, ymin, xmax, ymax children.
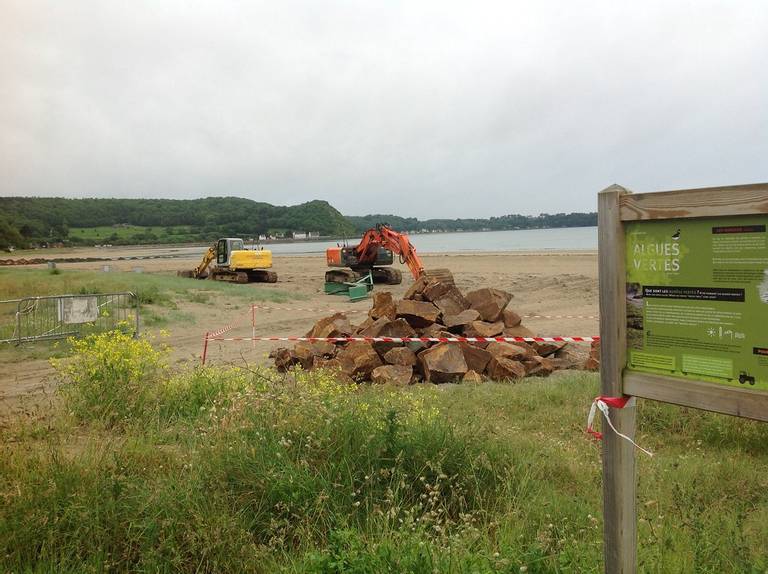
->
<box><xmin>355</xmin><ymin>225</ymin><xmax>424</xmax><ymax>279</ymax></box>
<box><xmin>324</xmin><ymin>224</ymin><xmax>452</xmax><ymax>286</ymax></box>
<box><xmin>193</xmin><ymin>244</ymin><xmax>217</xmax><ymax>278</ymax></box>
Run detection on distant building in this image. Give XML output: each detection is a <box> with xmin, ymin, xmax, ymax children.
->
<box><xmin>308</xmin><ymin>231</ymin><xmax>320</xmax><ymax>239</ymax></box>
<box><xmin>292</xmin><ymin>232</ymin><xmax>307</xmax><ymax>240</ymax></box>
<box><xmin>258</xmin><ymin>235</ymin><xmax>267</xmax><ymax>241</ymax></box>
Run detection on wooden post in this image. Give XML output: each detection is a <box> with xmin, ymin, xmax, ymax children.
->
<box><xmin>598</xmin><ymin>185</ymin><xmax>637</xmax><ymax>573</ymax></box>
<box><xmin>201</xmin><ymin>331</ymin><xmax>210</xmax><ymax>366</ymax></box>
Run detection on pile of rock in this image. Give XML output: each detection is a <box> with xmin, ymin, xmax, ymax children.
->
<box><xmin>0</xmin><ymin>258</ymin><xmax>48</xmax><ymax>265</ymax></box>
<box><xmin>0</xmin><ymin>256</ymin><xmax>106</xmax><ymax>266</ymax></box>
<box><xmin>272</xmin><ymin>276</ymin><xmax>598</xmax><ymax>385</ymax></box>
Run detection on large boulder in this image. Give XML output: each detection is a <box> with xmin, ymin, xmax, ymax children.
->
<box><xmin>487</xmin><ymin>356</ymin><xmax>526</xmax><ymax>381</ymax></box>
<box><xmin>337</xmin><ymin>341</ymin><xmax>383</xmax><ymax>379</ymax></box>
<box><xmin>383</xmin><ymin>346</ymin><xmax>417</xmax><ymax>366</ymax></box>
<box><xmin>421</xmin><ymin>280</ymin><xmax>453</xmax><ymax>302</ymax></box>
<box><xmin>419</xmin><ymin>343</ymin><xmax>468</xmax><ymax>383</ymax></box>
<box><xmin>553</xmin><ymin>344</ymin><xmax>590</xmax><ymax>370</ymax></box>
<box><xmin>272</xmin><ymin>347</ymin><xmax>298</xmax><ymax>371</ymax></box>
<box><xmin>433</xmin><ymin>290</ymin><xmax>470</xmax><ymax>316</ymax></box>
<box><xmin>501</xmin><ymin>309</ymin><xmax>522</xmax><ymax>328</ymax></box>
<box><xmin>486</xmin><ymin>341</ymin><xmax>534</xmax><ymax>361</ymax></box>
<box><xmin>406</xmin><ymin>340</ymin><xmax>428</xmax><ymax>354</ymax></box>
<box><xmin>306</xmin><ymin>313</ymin><xmax>353</xmax><ymax>338</ymax></box>
<box><xmin>463</xmin><ymin>370</ymin><xmax>485</xmax><ymax>384</ymax></box>
<box><xmin>371</xmin><ymin>364</ymin><xmax>413</xmax><ymax>385</ymax></box>
<box><xmin>290</xmin><ymin>342</ymin><xmax>315</xmax><ymax>368</ymax></box>
<box><xmin>379</xmin><ymin>318</ymin><xmax>417</xmax><ymax>339</ymax></box>
<box><xmin>420</xmin><ymin>323</ymin><xmax>455</xmax><ymax>340</ymax></box>
<box><xmin>530</xmin><ymin>340</ymin><xmax>567</xmax><ymax>357</ymax></box>
<box><xmin>585</xmin><ymin>340</ymin><xmax>600</xmax><ymax>371</ymax></box>
<box><xmin>403</xmin><ymin>275</ymin><xmax>429</xmax><ymax>300</ymax></box>
<box><xmin>354</xmin><ymin>317</ymin><xmax>375</xmax><ymax>334</ymax></box>
<box><xmin>313</xmin><ymin>357</ymin><xmax>343</xmax><ymax>371</ymax></box>
<box><xmin>396</xmin><ymin>300</ymin><xmax>441</xmax><ymax>328</ymax></box>
<box><xmin>523</xmin><ymin>356</ymin><xmax>556</xmax><ymax>377</ymax></box>
<box><xmin>443</xmin><ymin>309</ymin><xmax>481</xmax><ymax>331</ymax></box>
<box><xmin>311</xmin><ymin>340</ymin><xmax>338</xmax><ymax>357</ymax></box>
<box><xmin>458</xmin><ymin>342</ymin><xmax>492</xmax><ymax>373</ymax></box>
<box><xmin>465</xmin><ymin>288</ymin><xmax>513</xmax><ymax>322</ymax></box>
<box><xmin>464</xmin><ymin>320</ymin><xmax>504</xmax><ymax>338</ymax></box>
<box><xmin>420</xmin><ymin>282</ymin><xmax>470</xmax><ymax>316</ymax></box>
<box><xmin>373</xmin><ymin>318</ymin><xmax>418</xmax><ymax>356</ymax></box>
<box><xmin>502</xmin><ymin>324</ymin><xmax>537</xmax><ymax>339</ymax></box>
<box><xmin>369</xmin><ymin>291</ymin><xmax>397</xmax><ymax>320</ymax></box>
<box><xmin>358</xmin><ymin>317</ymin><xmax>392</xmax><ymax>338</ymax></box>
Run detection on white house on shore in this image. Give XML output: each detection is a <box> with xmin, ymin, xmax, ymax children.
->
<box><xmin>291</xmin><ymin>231</ymin><xmax>320</xmax><ymax>240</ymax></box>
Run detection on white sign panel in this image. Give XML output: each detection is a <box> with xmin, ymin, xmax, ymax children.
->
<box><xmin>58</xmin><ymin>297</ymin><xmax>99</xmax><ymax>324</ymax></box>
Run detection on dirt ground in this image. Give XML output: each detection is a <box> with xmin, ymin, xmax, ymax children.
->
<box><xmin>0</xmin><ymin>249</ymin><xmax>598</xmax><ymax>417</ymax></box>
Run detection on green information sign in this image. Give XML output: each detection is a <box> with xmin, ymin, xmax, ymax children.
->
<box><xmin>625</xmin><ymin>216</ymin><xmax>768</xmax><ymax>391</ymax></box>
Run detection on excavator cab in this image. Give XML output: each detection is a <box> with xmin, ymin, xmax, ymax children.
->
<box><xmin>216</xmin><ymin>238</ymin><xmax>245</xmax><ymax>266</ymax></box>
<box><xmin>326</xmin><ymin>246</ymin><xmax>393</xmax><ymax>268</ymax></box>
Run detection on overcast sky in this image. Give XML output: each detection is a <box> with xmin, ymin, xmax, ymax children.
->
<box><xmin>1</xmin><ymin>1</ymin><xmax>767</xmax><ymax>218</ymax></box>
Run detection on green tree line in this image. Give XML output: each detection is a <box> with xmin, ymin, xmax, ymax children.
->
<box><xmin>0</xmin><ymin>196</ymin><xmax>597</xmax><ymax>250</ymax></box>
<box><xmin>0</xmin><ymin>197</ymin><xmax>355</xmax><ymax>248</ymax></box>
<box><xmin>346</xmin><ymin>211</ymin><xmax>597</xmax><ymax>233</ymax></box>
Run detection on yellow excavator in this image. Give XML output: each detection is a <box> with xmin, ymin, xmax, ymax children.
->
<box><xmin>178</xmin><ymin>238</ymin><xmax>278</xmax><ymax>283</ymax></box>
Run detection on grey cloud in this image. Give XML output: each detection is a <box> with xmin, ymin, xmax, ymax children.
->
<box><xmin>1</xmin><ymin>0</ymin><xmax>767</xmax><ymax>218</ymax></box>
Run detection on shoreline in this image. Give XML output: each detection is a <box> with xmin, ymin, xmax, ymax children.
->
<box><xmin>6</xmin><ymin>226</ymin><xmax>598</xmax><ymax>258</ymax></box>
<box><xmin>0</xmin><ymin>248</ymin><xmax>598</xmax><ymax>266</ymax></box>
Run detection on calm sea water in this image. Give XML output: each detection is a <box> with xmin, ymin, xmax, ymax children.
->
<box><xmin>265</xmin><ymin>226</ymin><xmax>598</xmax><ymax>255</ymax></box>
<box><xmin>137</xmin><ymin>226</ymin><xmax>597</xmax><ymax>260</ymax></box>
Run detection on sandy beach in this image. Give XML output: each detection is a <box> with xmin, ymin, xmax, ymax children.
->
<box><xmin>0</xmin><ymin>249</ymin><xmax>598</xmax><ymax>414</ymax></box>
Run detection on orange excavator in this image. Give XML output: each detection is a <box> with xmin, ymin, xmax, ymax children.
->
<box><xmin>325</xmin><ymin>224</ymin><xmax>453</xmax><ymax>285</ymax></box>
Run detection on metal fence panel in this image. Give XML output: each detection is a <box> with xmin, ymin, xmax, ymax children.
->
<box><xmin>0</xmin><ymin>298</ymin><xmax>23</xmax><ymax>343</ymax></box>
<box><xmin>0</xmin><ymin>292</ymin><xmax>139</xmax><ymax>344</ymax></box>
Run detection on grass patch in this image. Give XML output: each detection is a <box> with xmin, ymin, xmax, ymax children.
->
<box><xmin>1</xmin><ymin>334</ymin><xmax>767</xmax><ymax>572</ymax></box>
<box><xmin>187</xmin><ymin>290</ymin><xmax>211</xmax><ymax>304</ymax></box>
<box><xmin>70</xmin><ymin>224</ymin><xmax>200</xmax><ymax>244</ymax></box>
<box><xmin>0</xmin><ymin>268</ymin><xmax>301</xmax><ymax>304</ymax></box>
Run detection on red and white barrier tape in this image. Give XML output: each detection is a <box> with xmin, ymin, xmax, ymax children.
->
<box><xmin>586</xmin><ymin>396</ymin><xmax>653</xmax><ymax>457</ymax></box>
<box><xmin>208</xmin><ymin>320</ymin><xmax>243</xmax><ymax>338</ymax></box>
<box><xmin>201</xmin><ymin>305</ymin><xmax>599</xmax><ymax>365</ymax></box>
<box><xmin>206</xmin><ymin>335</ymin><xmax>599</xmax><ymax>343</ymax></box>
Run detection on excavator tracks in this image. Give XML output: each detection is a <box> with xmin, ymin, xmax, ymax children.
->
<box><xmin>208</xmin><ymin>269</ymin><xmax>278</xmax><ymax>283</ymax></box>
<box><xmin>371</xmin><ymin>267</ymin><xmax>402</xmax><ymax>285</ymax></box>
<box><xmin>325</xmin><ymin>269</ymin><xmax>360</xmax><ymax>284</ymax></box>
<box><xmin>247</xmin><ymin>270</ymin><xmax>278</xmax><ymax>283</ymax></box>
<box><xmin>325</xmin><ymin>267</ymin><xmax>403</xmax><ymax>285</ymax></box>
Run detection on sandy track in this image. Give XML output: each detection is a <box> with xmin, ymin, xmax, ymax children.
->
<box><xmin>0</xmin><ymin>250</ymin><xmax>598</xmax><ymax>415</ymax></box>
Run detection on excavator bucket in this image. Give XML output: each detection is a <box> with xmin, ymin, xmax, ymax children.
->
<box><xmin>324</xmin><ymin>272</ymin><xmax>374</xmax><ymax>301</ymax></box>
<box><xmin>422</xmin><ymin>268</ymin><xmax>455</xmax><ymax>285</ymax></box>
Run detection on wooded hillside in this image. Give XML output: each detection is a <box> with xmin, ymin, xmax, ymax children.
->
<box><xmin>0</xmin><ymin>196</ymin><xmax>597</xmax><ymax>249</ymax></box>
<box><xmin>0</xmin><ymin>197</ymin><xmax>355</xmax><ymax>247</ymax></box>
<box><xmin>346</xmin><ymin>212</ymin><xmax>597</xmax><ymax>234</ymax></box>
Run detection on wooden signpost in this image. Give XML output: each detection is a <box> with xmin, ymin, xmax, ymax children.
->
<box><xmin>598</xmin><ymin>182</ymin><xmax>768</xmax><ymax>573</ymax></box>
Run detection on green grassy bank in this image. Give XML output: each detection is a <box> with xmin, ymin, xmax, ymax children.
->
<box><xmin>1</xmin><ymin>331</ymin><xmax>766</xmax><ymax>573</ymax></box>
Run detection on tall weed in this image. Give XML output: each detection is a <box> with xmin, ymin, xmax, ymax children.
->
<box><xmin>52</xmin><ymin>331</ymin><xmax>168</xmax><ymax>428</ymax></box>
